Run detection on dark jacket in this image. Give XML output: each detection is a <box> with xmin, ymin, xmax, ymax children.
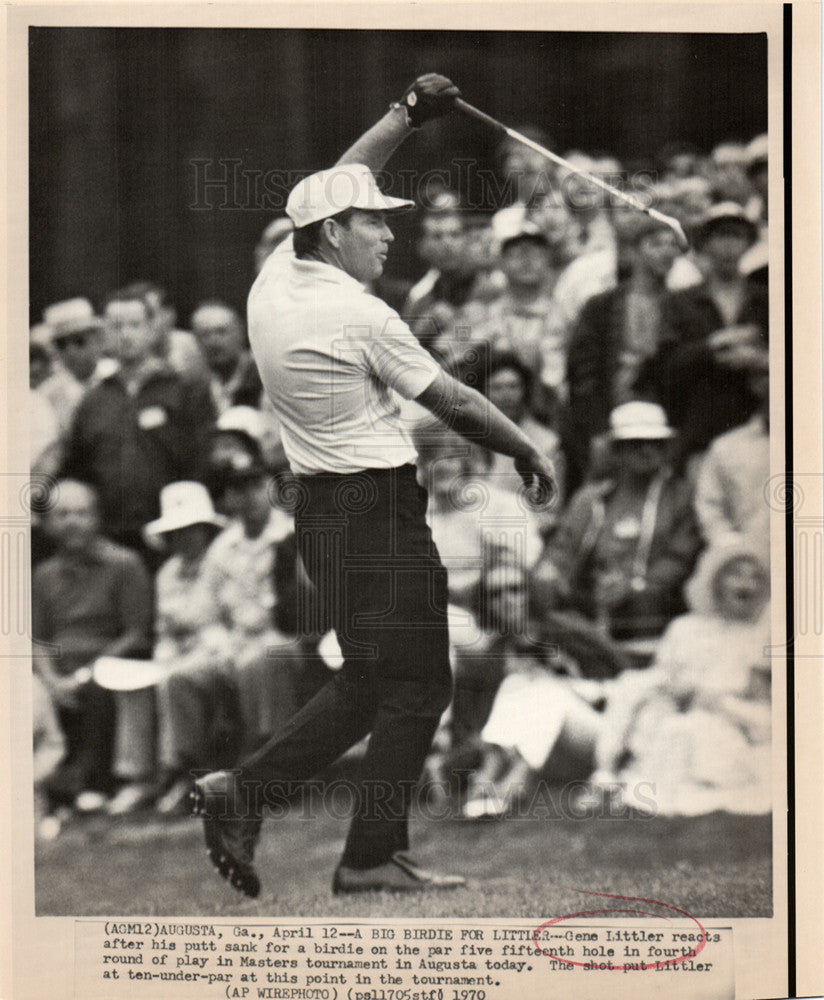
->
<box><xmin>217</xmin><ymin>352</ymin><xmax>264</xmax><ymax>410</ymax></box>
<box><xmin>567</xmin><ymin>286</ymin><xmax>635</xmax><ymax>464</ymax></box>
<box><xmin>545</xmin><ymin>473</ymin><xmax>703</xmax><ymax>640</ymax></box>
<box><xmin>637</xmin><ymin>280</ymin><xmax>769</xmax><ymax>459</ymax></box>
<box><xmin>62</xmin><ymin>364</ymin><xmax>216</xmax><ymax>539</ymax></box>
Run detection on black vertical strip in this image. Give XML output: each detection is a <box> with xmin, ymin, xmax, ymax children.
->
<box><xmin>782</xmin><ymin>4</ymin><xmax>796</xmax><ymax>998</ymax></box>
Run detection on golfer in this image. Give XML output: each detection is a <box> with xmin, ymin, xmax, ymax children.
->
<box><xmin>194</xmin><ymin>73</ymin><xmax>557</xmax><ymax>897</ymax></box>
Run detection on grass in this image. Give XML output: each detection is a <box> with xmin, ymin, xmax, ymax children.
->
<box><xmin>35</xmin><ymin>782</ymin><xmax>772</xmax><ymax>920</ymax></box>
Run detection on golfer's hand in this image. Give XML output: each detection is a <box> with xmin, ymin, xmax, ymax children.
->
<box><xmin>514</xmin><ymin>449</ymin><xmax>558</xmax><ymax>509</ymax></box>
<box><xmin>397</xmin><ymin>74</ymin><xmax>461</xmax><ymax>128</ymax></box>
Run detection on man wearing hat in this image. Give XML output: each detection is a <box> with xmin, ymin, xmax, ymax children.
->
<box><xmin>471</xmin><ymin>223</ymin><xmax>570</xmax><ymax>415</ymax></box>
<box><xmin>640</xmin><ymin>201</ymin><xmax>769</xmax><ymax>466</ymax></box>
<box><xmin>33</xmin><ymin>299</ymin><xmax>108</xmax><ymax>443</ymax></box>
<box><xmin>194</xmin><ymin>73</ymin><xmax>557</xmax><ymax>898</ymax></box>
<box><xmin>536</xmin><ymin>400</ymin><xmax>701</xmax><ymax>653</ymax></box>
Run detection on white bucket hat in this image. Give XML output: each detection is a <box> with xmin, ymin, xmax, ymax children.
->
<box><xmin>286</xmin><ymin>163</ymin><xmax>414</xmax><ymax>229</ymax></box>
<box><xmin>609</xmin><ymin>401</ymin><xmax>675</xmax><ymax>440</ymax></box>
<box><xmin>143</xmin><ymin>481</ymin><xmax>226</xmax><ymax>546</ymax></box>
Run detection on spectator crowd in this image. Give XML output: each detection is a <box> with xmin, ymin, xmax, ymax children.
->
<box><xmin>30</xmin><ymin>129</ymin><xmax>773</xmax><ymax>838</ymax></box>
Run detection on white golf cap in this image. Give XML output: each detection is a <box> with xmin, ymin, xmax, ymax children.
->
<box><xmin>286</xmin><ymin>163</ymin><xmax>414</xmax><ymax>229</ymax></box>
<box><xmin>609</xmin><ymin>401</ymin><xmax>675</xmax><ymax>440</ymax></box>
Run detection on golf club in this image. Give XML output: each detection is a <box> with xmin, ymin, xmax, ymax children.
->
<box><xmin>455</xmin><ymin>97</ymin><xmax>690</xmax><ymax>252</ymax></box>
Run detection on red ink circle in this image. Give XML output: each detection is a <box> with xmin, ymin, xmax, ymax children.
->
<box><xmin>531</xmin><ymin>890</ymin><xmax>707</xmax><ymax>972</ymax></box>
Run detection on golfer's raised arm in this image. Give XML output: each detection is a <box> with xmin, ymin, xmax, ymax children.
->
<box><xmin>335</xmin><ymin>74</ymin><xmax>461</xmax><ymax>172</ymax></box>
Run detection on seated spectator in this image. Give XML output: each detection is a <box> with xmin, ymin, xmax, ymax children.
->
<box><xmin>209</xmin><ymin>407</ymin><xmax>263</xmax><ymax>469</ymax></box>
<box><xmin>61</xmin><ymin>287</ymin><xmax>215</xmax><ymax>560</ymax></box>
<box><xmin>403</xmin><ymin>197</ymin><xmax>502</xmax><ymax>351</ymax></box>
<box><xmin>567</xmin><ymin>212</ymin><xmax>682</xmax><ymax>481</ymax></box>
<box><xmin>476</xmin><ymin>351</ymin><xmax>566</xmax><ymax>534</ymax></box>
<box><xmin>190</xmin><ymin>300</ymin><xmax>264</xmax><ymax>414</ymax></box>
<box><xmin>36</xmin><ymin>299</ymin><xmax>108</xmax><ymax>439</ymax></box>
<box><xmin>592</xmin><ymin>537</ymin><xmax>771</xmax><ymax>815</ymax></box>
<box><xmin>413</xmin><ymin>431</ymin><xmax>542</xmax><ymax>758</ymax></box>
<box><xmin>121</xmin><ymin>281</ymin><xmax>209</xmax><ymax>383</ymax></box>
<box><xmin>32</xmin><ymin>480</ymin><xmax>153</xmax><ymax>812</ymax></box>
<box><xmin>638</xmin><ymin>202</ymin><xmax>768</xmax><ymax>469</ymax></box>
<box><xmin>491</xmin><ymin>126</ymin><xmax>557</xmax><ymax>243</ymax></box>
<box><xmin>441</xmin><ymin>563</ymin><xmax>628</xmax><ymax>810</ymax></box>
<box><xmin>544</xmin><ymin>184</ymin><xmax>703</xmax><ymax>358</ymax></box>
<box><xmin>461</xmin><ymin>635</ymin><xmax>606</xmax><ymax>819</ymax></box>
<box><xmin>527</xmin><ymin>193</ymin><xmax>585</xmax><ymax>269</ymax></box>
<box><xmin>46</xmin><ymin>300</ymin><xmax>109</xmax><ymax>387</ymax></box>
<box><xmin>556</xmin><ymin>150</ymin><xmax>619</xmax><ymax>256</ymax></box>
<box><xmin>415</xmin><ymin>430</ymin><xmax>543</xmax><ymax>609</ymax></box>
<box><xmin>535</xmin><ymin>402</ymin><xmax>702</xmax><ymax>652</ymax></box>
<box><xmin>142</xmin><ymin>482</ymin><xmax>236</xmax><ymax>815</ymax></box>
<box><xmin>201</xmin><ymin>456</ymin><xmax>302</xmax><ymax>752</ymax></box>
<box><xmin>647</xmin><ymin>178</ymin><xmax>711</xmax><ymax>290</ymax></box>
<box><xmin>454</xmin><ymin>225</ymin><xmax>568</xmax><ymax>418</ymax></box>
<box><xmin>446</xmin><ymin>564</ymin><xmax>538</xmax><ymax>765</ymax></box>
<box><xmin>656</xmin><ymin>140</ymin><xmax>702</xmax><ymax>184</ymax></box>
<box><xmin>460</xmin><ymin>537</ymin><xmax>771</xmax><ymax>821</ymax></box>
<box><xmin>694</xmin><ymin>369</ymin><xmax>770</xmax><ymax>544</ymax></box>
<box><xmin>703</xmin><ymin>141</ymin><xmax>752</xmax><ymax>206</ymax></box>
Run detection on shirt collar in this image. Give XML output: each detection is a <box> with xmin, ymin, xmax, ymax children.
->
<box><xmin>291</xmin><ymin>257</ymin><xmax>367</xmax><ymax>293</ymax></box>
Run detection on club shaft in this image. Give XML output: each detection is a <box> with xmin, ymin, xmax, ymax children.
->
<box><xmin>455</xmin><ymin>97</ymin><xmax>646</xmax><ymax>212</ymax></box>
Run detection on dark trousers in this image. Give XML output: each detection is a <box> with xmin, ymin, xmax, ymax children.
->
<box><xmin>48</xmin><ymin>681</ymin><xmax>116</xmax><ymax>801</ymax></box>
<box><xmin>240</xmin><ymin>464</ymin><xmax>452</xmax><ymax>870</ymax></box>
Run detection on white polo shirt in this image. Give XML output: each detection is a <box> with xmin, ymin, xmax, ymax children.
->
<box><xmin>248</xmin><ymin>237</ymin><xmax>441</xmax><ymax>475</ymax></box>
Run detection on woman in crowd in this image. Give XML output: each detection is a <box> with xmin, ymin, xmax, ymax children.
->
<box><xmin>591</xmin><ymin>537</ymin><xmax>771</xmax><ymax>816</ymax></box>
<box><xmin>414</xmin><ymin>428</ymin><xmax>544</xmax><ymax>612</ymax></box>
<box><xmin>461</xmin><ymin>537</ymin><xmax>771</xmax><ymax>820</ymax></box>
<box><xmin>145</xmin><ymin>481</ymin><xmax>235</xmax><ymax>815</ymax></box>
<box><xmin>458</xmin><ymin>564</ymin><xmax>617</xmax><ymax>819</ymax></box>
<box><xmin>477</xmin><ymin>351</ymin><xmax>566</xmax><ymax>536</ymax></box>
